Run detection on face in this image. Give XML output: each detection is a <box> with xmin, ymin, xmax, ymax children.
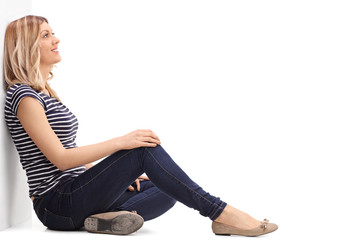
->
<box><xmin>39</xmin><ymin>22</ymin><xmax>61</xmax><ymax>67</ymax></box>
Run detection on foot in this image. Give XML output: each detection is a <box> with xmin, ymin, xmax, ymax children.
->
<box><xmin>214</xmin><ymin>205</ymin><xmax>261</xmax><ymax>230</ymax></box>
<box><xmin>212</xmin><ymin>219</ymin><xmax>278</xmax><ymax>237</ymax></box>
<box><xmin>84</xmin><ymin>211</ymin><xmax>144</xmax><ymax>235</ymax></box>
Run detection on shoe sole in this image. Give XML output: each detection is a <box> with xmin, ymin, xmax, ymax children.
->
<box><xmin>84</xmin><ymin>212</ymin><xmax>144</xmax><ymax>235</ymax></box>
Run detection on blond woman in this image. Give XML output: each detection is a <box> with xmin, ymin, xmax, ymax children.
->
<box><xmin>3</xmin><ymin>15</ymin><xmax>278</xmax><ymax>236</ymax></box>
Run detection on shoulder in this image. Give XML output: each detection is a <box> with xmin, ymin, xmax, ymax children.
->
<box><xmin>6</xmin><ymin>84</ymin><xmax>46</xmax><ymax>115</ymax></box>
<box><xmin>8</xmin><ymin>83</ymin><xmax>38</xmax><ymax>96</ymax></box>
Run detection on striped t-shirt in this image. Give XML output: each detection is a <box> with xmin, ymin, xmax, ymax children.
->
<box><xmin>4</xmin><ymin>84</ymin><xmax>86</xmax><ymax>197</ymax></box>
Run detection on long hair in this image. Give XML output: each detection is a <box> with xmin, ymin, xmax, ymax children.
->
<box><xmin>3</xmin><ymin>15</ymin><xmax>60</xmax><ymax>100</ymax></box>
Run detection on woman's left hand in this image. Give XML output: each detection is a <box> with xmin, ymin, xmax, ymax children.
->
<box><xmin>128</xmin><ymin>175</ymin><xmax>150</xmax><ymax>192</ymax></box>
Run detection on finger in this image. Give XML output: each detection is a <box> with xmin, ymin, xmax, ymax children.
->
<box><xmin>128</xmin><ymin>185</ymin><xmax>134</xmax><ymax>192</ymax></box>
<box><xmin>138</xmin><ymin>137</ymin><xmax>161</xmax><ymax>145</ymax></box>
<box><xmin>140</xmin><ymin>129</ymin><xmax>160</xmax><ymax>141</ymax></box>
<box><xmin>138</xmin><ymin>136</ymin><xmax>156</xmax><ymax>143</ymax></box>
<box><xmin>139</xmin><ymin>175</ymin><xmax>150</xmax><ymax>181</ymax></box>
<box><xmin>137</xmin><ymin>141</ymin><xmax>158</xmax><ymax>148</ymax></box>
<box><xmin>135</xmin><ymin>179</ymin><xmax>141</xmax><ymax>191</ymax></box>
<box><xmin>149</xmin><ymin>131</ymin><xmax>160</xmax><ymax>141</ymax></box>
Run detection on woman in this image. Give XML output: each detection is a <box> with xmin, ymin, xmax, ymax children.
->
<box><xmin>3</xmin><ymin>15</ymin><xmax>278</xmax><ymax>236</ymax></box>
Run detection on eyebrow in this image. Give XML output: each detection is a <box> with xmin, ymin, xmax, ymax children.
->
<box><xmin>40</xmin><ymin>29</ymin><xmax>53</xmax><ymax>34</ymax></box>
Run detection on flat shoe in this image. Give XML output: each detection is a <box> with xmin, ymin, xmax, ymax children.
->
<box><xmin>84</xmin><ymin>211</ymin><xmax>144</xmax><ymax>235</ymax></box>
<box><xmin>212</xmin><ymin>218</ymin><xmax>278</xmax><ymax>237</ymax></box>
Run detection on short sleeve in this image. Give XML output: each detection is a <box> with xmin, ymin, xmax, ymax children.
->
<box><xmin>10</xmin><ymin>85</ymin><xmax>46</xmax><ymax>115</ymax></box>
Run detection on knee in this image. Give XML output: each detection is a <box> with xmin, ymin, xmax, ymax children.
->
<box><xmin>141</xmin><ymin>181</ymin><xmax>176</xmax><ymax>209</ymax></box>
<box><xmin>160</xmin><ymin>192</ymin><xmax>177</xmax><ymax>211</ymax></box>
<box><xmin>146</xmin><ymin>182</ymin><xmax>176</xmax><ymax>209</ymax></box>
<box><xmin>142</xmin><ymin>145</ymin><xmax>165</xmax><ymax>156</ymax></box>
<box><xmin>165</xmin><ymin>194</ymin><xmax>177</xmax><ymax>207</ymax></box>
<box><xmin>142</xmin><ymin>189</ymin><xmax>177</xmax><ymax>221</ymax></box>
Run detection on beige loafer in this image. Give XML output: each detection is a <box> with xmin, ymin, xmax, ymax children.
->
<box><xmin>212</xmin><ymin>219</ymin><xmax>278</xmax><ymax>237</ymax></box>
<box><xmin>84</xmin><ymin>211</ymin><xmax>144</xmax><ymax>235</ymax></box>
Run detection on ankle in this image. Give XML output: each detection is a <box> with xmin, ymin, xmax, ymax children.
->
<box><xmin>214</xmin><ymin>205</ymin><xmax>260</xmax><ymax>229</ymax></box>
<box><xmin>214</xmin><ymin>205</ymin><xmax>231</xmax><ymax>223</ymax></box>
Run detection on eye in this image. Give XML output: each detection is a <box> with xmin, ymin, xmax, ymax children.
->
<box><xmin>43</xmin><ymin>32</ymin><xmax>55</xmax><ymax>38</ymax></box>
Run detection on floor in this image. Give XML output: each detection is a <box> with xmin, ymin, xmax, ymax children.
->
<box><xmin>1</xmin><ymin>204</ymin><xmax>285</xmax><ymax>240</ymax></box>
<box><xmin>2</xmin><ymin>198</ymin><xmax>359</xmax><ymax>240</ymax></box>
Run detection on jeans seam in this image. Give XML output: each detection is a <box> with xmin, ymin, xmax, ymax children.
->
<box><xmin>56</xmin><ymin>150</ymin><xmax>134</xmax><ymax>195</ymax></box>
<box><xmin>145</xmin><ymin>148</ymin><xmax>222</xmax><ymax>209</ymax></box>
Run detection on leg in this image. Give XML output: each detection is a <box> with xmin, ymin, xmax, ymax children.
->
<box><xmin>215</xmin><ymin>205</ymin><xmax>261</xmax><ymax>229</ymax></box>
<box><xmin>36</xmin><ymin>145</ymin><xmax>226</xmax><ymax>229</ymax></box>
<box><xmin>108</xmin><ymin>180</ymin><xmax>176</xmax><ymax>221</ymax></box>
<box><xmin>136</xmin><ymin>146</ymin><xmax>227</xmax><ymax>220</ymax></box>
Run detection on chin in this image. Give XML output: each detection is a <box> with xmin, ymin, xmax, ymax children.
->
<box><xmin>53</xmin><ymin>57</ymin><xmax>62</xmax><ymax>64</ymax></box>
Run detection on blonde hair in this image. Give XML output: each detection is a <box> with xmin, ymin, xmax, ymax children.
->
<box><xmin>3</xmin><ymin>15</ymin><xmax>60</xmax><ymax>100</ymax></box>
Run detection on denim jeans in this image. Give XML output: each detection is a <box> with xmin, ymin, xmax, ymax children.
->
<box><xmin>32</xmin><ymin>145</ymin><xmax>227</xmax><ymax>230</ymax></box>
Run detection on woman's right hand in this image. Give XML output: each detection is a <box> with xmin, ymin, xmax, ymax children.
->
<box><xmin>118</xmin><ymin>129</ymin><xmax>161</xmax><ymax>150</ymax></box>
<box><xmin>17</xmin><ymin>97</ymin><xmax>161</xmax><ymax>171</ymax></box>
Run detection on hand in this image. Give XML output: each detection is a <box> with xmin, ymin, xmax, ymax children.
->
<box><xmin>85</xmin><ymin>163</ymin><xmax>94</xmax><ymax>170</ymax></box>
<box><xmin>128</xmin><ymin>175</ymin><xmax>150</xmax><ymax>192</ymax></box>
<box><xmin>118</xmin><ymin>129</ymin><xmax>161</xmax><ymax>150</ymax></box>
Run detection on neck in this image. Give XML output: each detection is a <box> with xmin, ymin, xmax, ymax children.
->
<box><xmin>39</xmin><ymin>64</ymin><xmax>51</xmax><ymax>90</ymax></box>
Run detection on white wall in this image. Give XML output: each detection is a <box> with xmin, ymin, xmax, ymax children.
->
<box><xmin>0</xmin><ymin>0</ymin><xmax>33</xmax><ymax>231</ymax></box>
<box><xmin>23</xmin><ymin>0</ymin><xmax>360</xmax><ymax>238</ymax></box>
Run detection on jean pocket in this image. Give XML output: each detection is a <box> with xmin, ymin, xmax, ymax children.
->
<box><xmin>44</xmin><ymin>208</ymin><xmax>75</xmax><ymax>230</ymax></box>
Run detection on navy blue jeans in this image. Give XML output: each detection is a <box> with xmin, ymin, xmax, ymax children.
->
<box><xmin>32</xmin><ymin>145</ymin><xmax>227</xmax><ymax>230</ymax></box>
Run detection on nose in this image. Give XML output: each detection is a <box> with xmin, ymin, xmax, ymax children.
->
<box><xmin>53</xmin><ymin>36</ymin><xmax>60</xmax><ymax>45</ymax></box>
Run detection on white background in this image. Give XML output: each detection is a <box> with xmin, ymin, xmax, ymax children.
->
<box><xmin>0</xmin><ymin>0</ymin><xmax>33</xmax><ymax>231</ymax></box>
<box><xmin>2</xmin><ymin>0</ymin><xmax>360</xmax><ymax>239</ymax></box>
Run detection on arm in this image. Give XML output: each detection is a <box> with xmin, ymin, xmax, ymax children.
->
<box><xmin>85</xmin><ymin>163</ymin><xmax>94</xmax><ymax>170</ymax></box>
<box><xmin>17</xmin><ymin>97</ymin><xmax>161</xmax><ymax>171</ymax></box>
